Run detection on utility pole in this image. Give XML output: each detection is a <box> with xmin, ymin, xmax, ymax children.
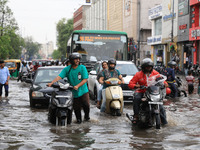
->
<box><xmin>137</xmin><ymin>0</ymin><xmax>141</xmax><ymax>65</ymax></box>
<box><xmin>171</xmin><ymin>0</ymin><xmax>174</xmax><ymax>42</ymax></box>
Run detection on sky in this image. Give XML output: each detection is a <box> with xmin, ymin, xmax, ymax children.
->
<box><xmin>8</xmin><ymin>0</ymin><xmax>90</xmax><ymax>48</ymax></box>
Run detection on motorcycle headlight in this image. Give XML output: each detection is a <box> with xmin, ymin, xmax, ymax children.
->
<box><xmin>112</xmin><ymin>94</ymin><xmax>120</xmax><ymax>99</ymax></box>
<box><xmin>150</xmin><ymin>94</ymin><xmax>161</xmax><ymax>102</ymax></box>
<box><xmin>32</xmin><ymin>91</ymin><xmax>44</xmax><ymax>97</ymax></box>
<box><xmin>58</xmin><ymin>82</ymin><xmax>69</xmax><ymax>89</ymax></box>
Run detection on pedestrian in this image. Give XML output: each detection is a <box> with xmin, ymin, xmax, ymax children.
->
<box><xmin>198</xmin><ymin>76</ymin><xmax>200</xmax><ymax>96</ymax></box>
<box><xmin>0</xmin><ymin>60</ymin><xmax>10</xmax><ymax>101</ymax></box>
<box><xmin>96</xmin><ymin>61</ymin><xmax>108</xmax><ymax>109</ymax></box>
<box><xmin>185</xmin><ymin>70</ymin><xmax>195</xmax><ymax>94</ymax></box>
<box><xmin>48</xmin><ymin>53</ymin><xmax>90</xmax><ymax>124</ymax></box>
<box><xmin>98</xmin><ymin>59</ymin><xmax>124</xmax><ymax>112</ymax></box>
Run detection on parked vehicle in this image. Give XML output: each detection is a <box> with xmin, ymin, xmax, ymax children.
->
<box><xmin>126</xmin><ymin>74</ymin><xmax>167</xmax><ymax>129</ymax></box>
<box><xmin>4</xmin><ymin>59</ymin><xmax>21</xmax><ymax>79</ymax></box>
<box><xmin>26</xmin><ymin>66</ymin><xmax>65</xmax><ymax>107</ymax></box>
<box><xmin>104</xmin><ymin>78</ymin><xmax>123</xmax><ymax>116</ymax></box>
<box><xmin>42</xmin><ymin>79</ymin><xmax>73</xmax><ymax>126</ymax></box>
<box><xmin>88</xmin><ymin>61</ymin><xmax>138</xmax><ymax>102</ymax></box>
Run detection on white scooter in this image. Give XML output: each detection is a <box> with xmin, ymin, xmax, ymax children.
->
<box><xmin>104</xmin><ymin>78</ymin><xmax>124</xmax><ymax>116</ymax></box>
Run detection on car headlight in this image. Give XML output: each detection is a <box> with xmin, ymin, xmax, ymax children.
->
<box><xmin>32</xmin><ymin>91</ymin><xmax>44</xmax><ymax>97</ymax></box>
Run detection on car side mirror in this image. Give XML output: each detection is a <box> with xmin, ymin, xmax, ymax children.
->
<box><xmin>90</xmin><ymin>70</ymin><xmax>97</xmax><ymax>75</ymax></box>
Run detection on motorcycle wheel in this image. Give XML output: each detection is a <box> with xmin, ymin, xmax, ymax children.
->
<box><xmin>155</xmin><ymin>114</ymin><xmax>161</xmax><ymax>129</ymax></box>
<box><xmin>179</xmin><ymin>90</ymin><xmax>187</xmax><ymax>97</ymax></box>
<box><xmin>116</xmin><ymin>109</ymin><xmax>121</xmax><ymax>116</ymax></box>
<box><xmin>48</xmin><ymin>107</ymin><xmax>56</xmax><ymax>124</ymax></box>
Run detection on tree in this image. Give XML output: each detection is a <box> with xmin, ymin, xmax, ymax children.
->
<box><xmin>56</xmin><ymin>18</ymin><xmax>73</xmax><ymax>60</ymax></box>
<box><xmin>24</xmin><ymin>37</ymin><xmax>41</xmax><ymax>60</ymax></box>
<box><xmin>52</xmin><ymin>50</ymin><xmax>61</xmax><ymax>59</ymax></box>
<box><xmin>0</xmin><ymin>0</ymin><xmax>23</xmax><ymax>59</ymax></box>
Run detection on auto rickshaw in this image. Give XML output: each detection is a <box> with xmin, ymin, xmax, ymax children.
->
<box><xmin>4</xmin><ymin>59</ymin><xmax>21</xmax><ymax>79</ymax></box>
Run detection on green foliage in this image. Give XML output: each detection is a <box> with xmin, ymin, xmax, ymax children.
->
<box><xmin>52</xmin><ymin>50</ymin><xmax>61</xmax><ymax>59</ymax></box>
<box><xmin>56</xmin><ymin>18</ymin><xmax>73</xmax><ymax>58</ymax></box>
<box><xmin>0</xmin><ymin>0</ymin><xmax>23</xmax><ymax>59</ymax></box>
<box><xmin>24</xmin><ymin>37</ymin><xmax>41</xmax><ymax>60</ymax></box>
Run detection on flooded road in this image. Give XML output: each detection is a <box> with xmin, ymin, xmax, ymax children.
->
<box><xmin>0</xmin><ymin>79</ymin><xmax>200</xmax><ymax>150</ymax></box>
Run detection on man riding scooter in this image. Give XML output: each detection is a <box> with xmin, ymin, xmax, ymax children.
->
<box><xmin>128</xmin><ymin>58</ymin><xmax>168</xmax><ymax>124</ymax></box>
<box><xmin>99</xmin><ymin>59</ymin><xmax>125</xmax><ymax>113</ymax></box>
<box><xmin>164</xmin><ymin>61</ymin><xmax>178</xmax><ymax>98</ymax></box>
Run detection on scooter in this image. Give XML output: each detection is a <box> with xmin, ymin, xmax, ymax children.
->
<box><xmin>126</xmin><ymin>74</ymin><xmax>167</xmax><ymax>129</ymax></box>
<box><xmin>46</xmin><ymin>79</ymin><xmax>73</xmax><ymax>126</ymax></box>
<box><xmin>167</xmin><ymin>76</ymin><xmax>187</xmax><ymax>98</ymax></box>
<box><xmin>104</xmin><ymin>78</ymin><xmax>123</xmax><ymax>116</ymax></box>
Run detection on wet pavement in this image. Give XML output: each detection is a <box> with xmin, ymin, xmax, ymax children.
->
<box><xmin>0</xmin><ymin>77</ymin><xmax>200</xmax><ymax>150</ymax></box>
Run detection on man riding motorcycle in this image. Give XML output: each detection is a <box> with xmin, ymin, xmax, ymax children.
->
<box><xmin>128</xmin><ymin>58</ymin><xmax>168</xmax><ymax>124</ymax></box>
<box><xmin>99</xmin><ymin>59</ymin><xmax>124</xmax><ymax>112</ymax></box>
<box><xmin>163</xmin><ymin>61</ymin><xmax>177</xmax><ymax>98</ymax></box>
<box><xmin>17</xmin><ymin>61</ymin><xmax>30</xmax><ymax>82</ymax></box>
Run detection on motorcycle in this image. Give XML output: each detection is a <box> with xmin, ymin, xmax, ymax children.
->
<box><xmin>45</xmin><ymin>79</ymin><xmax>73</xmax><ymax>126</ymax></box>
<box><xmin>126</xmin><ymin>74</ymin><xmax>167</xmax><ymax>129</ymax></box>
<box><xmin>20</xmin><ymin>72</ymin><xmax>29</xmax><ymax>82</ymax></box>
<box><xmin>104</xmin><ymin>78</ymin><xmax>124</xmax><ymax>116</ymax></box>
<box><xmin>167</xmin><ymin>76</ymin><xmax>187</xmax><ymax>98</ymax></box>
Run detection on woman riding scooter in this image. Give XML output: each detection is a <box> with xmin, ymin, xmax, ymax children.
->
<box><xmin>128</xmin><ymin>58</ymin><xmax>169</xmax><ymax>124</ymax></box>
<box><xmin>99</xmin><ymin>59</ymin><xmax>124</xmax><ymax>113</ymax></box>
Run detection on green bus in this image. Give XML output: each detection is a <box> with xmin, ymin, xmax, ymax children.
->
<box><xmin>68</xmin><ymin>30</ymin><xmax>128</xmax><ymax>62</ymax></box>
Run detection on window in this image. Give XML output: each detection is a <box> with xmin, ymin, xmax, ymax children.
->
<box><xmin>154</xmin><ymin>18</ymin><xmax>162</xmax><ymax>36</ymax></box>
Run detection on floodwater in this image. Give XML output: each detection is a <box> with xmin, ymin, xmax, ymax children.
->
<box><xmin>0</xmin><ymin>78</ymin><xmax>200</xmax><ymax>150</ymax></box>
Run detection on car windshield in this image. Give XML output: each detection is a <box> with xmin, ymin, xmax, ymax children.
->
<box><xmin>5</xmin><ymin>62</ymin><xmax>16</xmax><ymax>68</ymax></box>
<box><xmin>98</xmin><ymin>63</ymin><xmax>138</xmax><ymax>75</ymax></box>
<box><xmin>115</xmin><ymin>64</ymin><xmax>138</xmax><ymax>75</ymax></box>
<box><xmin>34</xmin><ymin>69</ymin><xmax>63</xmax><ymax>83</ymax></box>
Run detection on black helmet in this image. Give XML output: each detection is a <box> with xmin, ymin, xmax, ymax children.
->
<box><xmin>108</xmin><ymin>58</ymin><xmax>116</xmax><ymax>70</ymax></box>
<box><xmin>69</xmin><ymin>53</ymin><xmax>81</xmax><ymax>64</ymax></box>
<box><xmin>141</xmin><ymin>58</ymin><xmax>154</xmax><ymax>73</ymax></box>
<box><xmin>168</xmin><ymin>61</ymin><xmax>176</xmax><ymax>68</ymax></box>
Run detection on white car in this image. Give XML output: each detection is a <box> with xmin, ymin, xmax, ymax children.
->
<box><xmin>88</xmin><ymin>61</ymin><xmax>138</xmax><ymax>102</ymax></box>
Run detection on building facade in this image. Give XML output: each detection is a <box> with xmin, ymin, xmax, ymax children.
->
<box><xmin>189</xmin><ymin>0</ymin><xmax>200</xmax><ymax>65</ymax></box>
<box><xmin>73</xmin><ymin>5</ymin><xmax>90</xmax><ymax>30</ymax></box>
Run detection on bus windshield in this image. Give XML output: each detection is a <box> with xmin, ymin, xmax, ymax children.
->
<box><xmin>71</xmin><ymin>32</ymin><xmax>128</xmax><ymax>61</ymax></box>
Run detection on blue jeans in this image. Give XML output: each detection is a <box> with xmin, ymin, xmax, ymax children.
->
<box><xmin>97</xmin><ymin>85</ymin><xmax>103</xmax><ymax>101</ymax></box>
<box><xmin>0</xmin><ymin>84</ymin><xmax>9</xmax><ymax>97</ymax></box>
<box><xmin>100</xmin><ymin>89</ymin><xmax>106</xmax><ymax>112</ymax></box>
<box><xmin>168</xmin><ymin>83</ymin><xmax>177</xmax><ymax>97</ymax></box>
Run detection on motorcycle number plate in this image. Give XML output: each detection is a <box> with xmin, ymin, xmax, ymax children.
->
<box><xmin>123</xmin><ymin>92</ymin><xmax>133</xmax><ymax>96</ymax></box>
<box><xmin>148</xmin><ymin>102</ymin><xmax>163</xmax><ymax>105</ymax></box>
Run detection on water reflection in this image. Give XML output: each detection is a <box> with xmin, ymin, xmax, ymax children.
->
<box><xmin>0</xmin><ymin>80</ymin><xmax>200</xmax><ymax>149</ymax></box>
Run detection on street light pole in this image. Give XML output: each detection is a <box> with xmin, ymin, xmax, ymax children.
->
<box><xmin>137</xmin><ymin>0</ymin><xmax>141</xmax><ymax>65</ymax></box>
<box><xmin>171</xmin><ymin>0</ymin><xmax>174</xmax><ymax>42</ymax></box>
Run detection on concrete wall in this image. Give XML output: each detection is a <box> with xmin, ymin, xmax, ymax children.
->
<box><xmin>107</xmin><ymin>0</ymin><xmax>123</xmax><ymax>31</ymax></box>
<box><xmin>162</xmin><ymin>0</ymin><xmax>178</xmax><ymax>43</ymax></box>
